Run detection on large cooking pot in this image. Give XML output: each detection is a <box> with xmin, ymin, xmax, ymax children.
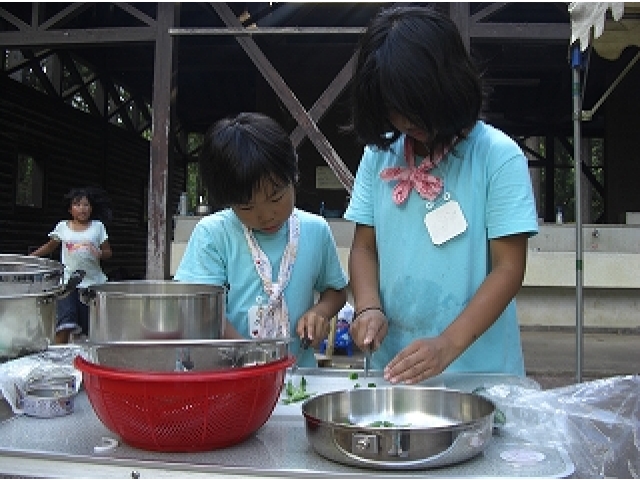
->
<box><xmin>301</xmin><ymin>386</ymin><xmax>495</xmax><ymax>470</ymax></box>
<box><xmin>83</xmin><ymin>280</ymin><xmax>226</xmax><ymax>343</ymax></box>
<box><xmin>0</xmin><ymin>254</ymin><xmax>64</xmax><ymax>295</ymax></box>
<box><xmin>0</xmin><ymin>255</ymin><xmax>84</xmax><ymax>359</ymax></box>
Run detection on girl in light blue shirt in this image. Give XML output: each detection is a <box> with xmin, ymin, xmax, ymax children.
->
<box><xmin>345</xmin><ymin>6</ymin><xmax>539</xmax><ymax>383</ymax></box>
<box><xmin>175</xmin><ymin>113</ymin><xmax>348</xmax><ymax>367</ymax></box>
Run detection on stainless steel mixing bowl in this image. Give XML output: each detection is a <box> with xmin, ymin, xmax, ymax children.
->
<box><xmin>84</xmin><ymin>338</ymin><xmax>291</xmax><ymax>372</ymax></box>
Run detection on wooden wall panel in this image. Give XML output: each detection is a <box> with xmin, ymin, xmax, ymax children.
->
<box><xmin>0</xmin><ymin>76</ymin><xmax>152</xmax><ymax>280</ymax></box>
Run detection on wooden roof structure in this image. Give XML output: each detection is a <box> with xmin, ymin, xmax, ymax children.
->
<box><xmin>2</xmin><ymin>2</ymin><xmax>624</xmax><ymax>278</ymax></box>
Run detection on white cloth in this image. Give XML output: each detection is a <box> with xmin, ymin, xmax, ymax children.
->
<box><xmin>569</xmin><ymin>2</ymin><xmax>625</xmax><ymax>50</ymax></box>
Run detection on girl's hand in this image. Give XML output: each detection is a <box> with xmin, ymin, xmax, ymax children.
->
<box><xmin>383</xmin><ymin>336</ymin><xmax>455</xmax><ymax>384</ymax></box>
<box><xmin>296</xmin><ymin>311</ymin><xmax>330</xmax><ymax>348</ymax></box>
<box><xmin>88</xmin><ymin>243</ymin><xmax>102</xmax><ymax>259</ymax></box>
<box><xmin>349</xmin><ymin>309</ymin><xmax>388</xmax><ymax>353</ymax></box>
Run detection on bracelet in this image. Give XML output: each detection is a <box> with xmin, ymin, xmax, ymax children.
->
<box><xmin>353</xmin><ymin>306</ymin><xmax>384</xmax><ymax>320</ymax></box>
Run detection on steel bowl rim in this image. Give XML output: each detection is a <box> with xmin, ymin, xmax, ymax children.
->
<box><xmin>301</xmin><ymin>386</ymin><xmax>496</xmax><ymax>431</ymax></box>
<box><xmin>74</xmin><ymin>354</ymin><xmax>295</xmax><ymax>382</ymax></box>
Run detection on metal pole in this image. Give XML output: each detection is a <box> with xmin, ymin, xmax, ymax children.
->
<box><xmin>571</xmin><ymin>44</ymin><xmax>584</xmax><ymax>383</ymax></box>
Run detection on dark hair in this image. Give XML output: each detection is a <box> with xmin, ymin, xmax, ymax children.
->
<box><xmin>64</xmin><ymin>186</ymin><xmax>113</xmax><ymax>225</ymax></box>
<box><xmin>350</xmin><ymin>5</ymin><xmax>483</xmax><ymax>152</ymax></box>
<box><xmin>199</xmin><ymin>112</ymin><xmax>299</xmax><ymax>207</ymax></box>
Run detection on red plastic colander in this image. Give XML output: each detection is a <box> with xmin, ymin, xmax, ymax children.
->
<box><xmin>74</xmin><ymin>354</ymin><xmax>295</xmax><ymax>452</ymax></box>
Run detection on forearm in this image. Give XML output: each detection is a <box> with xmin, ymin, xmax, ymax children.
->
<box><xmin>441</xmin><ymin>260</ymin><xmax>525</xmax><ymax>362</ymax></box>
<box><xmin>29</xmin><ymin>240</ymin><xmax>59</xmax><ymax>257</ymax></box>
<box><xmin>99</xmin><ymin>242</ymin><xmax>113</xmax><ymax>260</ymax></box>
<box><xmin>348</xmin><ymin>244</ymin><xmax>381</xmax><ymax>312</ymax></box>
<box><xmin>312</xmin><ymin>288</ymin><xmax>347</xmax><ymax>320</ymax></box>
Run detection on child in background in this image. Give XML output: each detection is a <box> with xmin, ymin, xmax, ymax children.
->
<box><xmin>30</xmin><ymin>186</ymin><xmax>113</xmax><ymax>344</ymax></box>
<box><xmin>174</xmin><ymin>112</ymin><xmax>348</xmax><ymax>368</ymax></box>
<box><xmin>344</xmin><ymin>5</ymin><xmax>539</xmax><ymax>383</ymax></box>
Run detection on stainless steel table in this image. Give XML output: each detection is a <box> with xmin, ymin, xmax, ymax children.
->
<box><xmin>0</xmin><ymin>369</ymin><xmax>574</xmax><ymax>479</ymax></box>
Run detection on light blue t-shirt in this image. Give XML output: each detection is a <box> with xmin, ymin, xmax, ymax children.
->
<box><xmin>344</xmin><ymin>121</ymin><xmax>539</xmax><ymax>375</ymax></box>
<box><xmin>174</xmin><ymin>208</ymin><xmax>348</xmax><ymax>367</ymax></box>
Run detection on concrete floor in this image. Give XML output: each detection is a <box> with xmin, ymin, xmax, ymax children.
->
<box><xmin>319</xmin><ymin>329</ymin><xmax>640</xmax><ymax>390</ymax></box>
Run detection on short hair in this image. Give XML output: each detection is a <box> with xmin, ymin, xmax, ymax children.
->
<box><xmin>351</xmin><ymin>5</ymin><xmax>483</xmax><ymax>152</ymax></box>
<box><xmin>199</xmin><ymin>112</ymin><xmax>299</xmax><ymax>207</ymax></box>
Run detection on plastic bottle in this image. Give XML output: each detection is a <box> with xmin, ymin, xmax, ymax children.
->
<box><xmin>556</xmin><ymin>206</ymin><xmax>563</xmax><ymax>225</ymax></box>
<box><xmin>179</xmin><ymin>192</ymin><xmax>188</xmax><ymax>216</ymax></box>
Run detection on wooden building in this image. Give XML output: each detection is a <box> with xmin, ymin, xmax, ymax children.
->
<box><xmin>1</xmin><ymin>3</ymin><xmax>638</xmax><ymax>279</ymax></box>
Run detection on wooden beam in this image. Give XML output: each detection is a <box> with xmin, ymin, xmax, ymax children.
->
<box><xmin>211</xmin><ymin>2</ymin><xmax>354</xmax><ymax>191</ymax></box>
<box><xmin>0</xmin><ymin>6</ymin><xmax>30</xmax><ymax>31</ymax></box>
<box><xmin>114</xmin><ymin>3</ymin><xmax>157</xmax><ymax>28</ymax></box>
<box><xmin>470</xmin><ymin>3</ymin><xmax>508</xmax><ymax>24</ymax></box>
<box><xmin>0</xmin><ymin>27</ymin><xmax>156</xmax><ymax>47</ymax></box>
<box><xmin>146</xmin><ymin>2</ymin><xmax>175</xmax><ymax>280</ymax></box>
<box><xmin>449</xmin><ymin>3</ymin><xmax>470</xmax><ymax>52</ymax></box>
<box><xmin>290</xmin><ymin>54</ymin><xmax>356</xmax><ymax>148</ymax></box>
<box><xmin>38</xmin><ymin>3</ymin><xmax>92</xmax><ymax>31</ymax></box>
<box><xmin>169</xmin><ymin>27</ymin><xmax>366</xmax><ymax>36</ymax></box>
<box><xmin>471</xmin><ymin>22</ymin><xmax>569</xmax><ymax>40</ymax></box>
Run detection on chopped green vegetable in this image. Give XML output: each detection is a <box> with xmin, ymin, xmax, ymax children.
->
<box><xmin>367</xmin><ymin>382</ymin><xmax>376</xmax><ymax>388</ymax></box>
<box><xmin>348</xmin><ymin>372</ymin><xmax>359</xmax><ymax>380</ymax></box>
<box><xmin>367</xmin><ymin>420</ymin><xmax>397</xmax><ymax>427</ymax></box>
<box><xmin>281</xmin><ymin>376</ymin><xmax>313</xmax><ymax>404</ymax></box>
<box><xmin>353</xmin><ymin>383</ymin><xmax>361</xmax><ymax>388</ymax></box>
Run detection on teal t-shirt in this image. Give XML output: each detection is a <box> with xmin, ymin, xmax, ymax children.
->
<box><xmin>174</xmin><ymin>208</ymin><xmax>348</xmax><ymax>367</ymax></box>
<box><xmin>344</xmin><ymin>121</ymin><xmax>539</xmax><ymax>375</ymax></box>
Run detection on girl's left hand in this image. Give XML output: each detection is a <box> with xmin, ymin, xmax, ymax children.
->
<box><xmin>383</xmin><ymin>336</ymin><xmax>454</xmax><ymax>384</ymax></box>
<box><xmin>88</xmin><ymin>243</ymin><xmax>102</xmax><ymax>259</ymax></box>
<box><xmin>296</xmin><ymin>311</ymin><xmax>330</xmax><ymax>348</ymax></box>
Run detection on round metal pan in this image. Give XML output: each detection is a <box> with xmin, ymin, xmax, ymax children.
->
<box><xmin>301</xmin><ymin>386</ymin><xmax>495</xmax><ymax>470</ymax></box>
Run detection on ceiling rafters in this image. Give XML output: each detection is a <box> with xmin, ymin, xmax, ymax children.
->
<box><xmin>210</xmin><ymin>2</ymin><xmax>355</xmax><ymax>191</ymax></box>
<box><xmin>0</xmin><ymin>6</ymin><xmax>30</xmax><ymax>31</ymax></box>
<box><xmin>4</xmin><ymin>48</ymin><xmax>51</xmax><ymax>74</ymax></box>
<box><xmin>471</xmin><ymin>3</ymin><xmax>509</xmax><ymax>23</ymax></box>
<box><xmin>103</xmin><ymin>76</ymin><xmax>136</xmax><ymax>131</ymax></box>
<box><xmin>57</xmin><ymin>50</ymin><xmax>101</xmax><ymax>117</ymax></box>
<box><xmin>38</xmin><ymin>3</ymin><xmax>92</xmax><ymax>31</ymax></box>
<box><xmin>1</xmin><ymin>2</ymin><xmax>155</xmax><ymax>136</ymax></box>
<box><xmin>18</xmin><ymin>48</ymin><xmax>58</xmax><ymax>97</ymax></box>
<box><xmin>113</xmin><ymin>3</ymin><xmax>157</xmax><ymax>28</ymax></box>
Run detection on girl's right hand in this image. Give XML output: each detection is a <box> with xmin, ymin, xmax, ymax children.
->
<box><xmin>349</xmin><ymin>309</ymin><xmax>388</xmax><ymax>353</ymax></box>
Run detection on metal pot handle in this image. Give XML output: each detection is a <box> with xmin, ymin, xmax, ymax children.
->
<box><xmin>78</xmin><ymin>283</ymin><xmax>96</xmax><ymax>305</ymax></box>
<box><xmin>57</xmin><ymin>270</ymin><xmax>86</xmax><ymax>299</ymax></box>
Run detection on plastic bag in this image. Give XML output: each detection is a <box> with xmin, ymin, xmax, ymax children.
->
<box><xmin>0</xmin><ymin>345</ymin><xmax>87</xmax><ymax>414</ymax></box>
<box><xmin>480</xmin><ymin>375</ymin><xmax>640</xmax><ymax>478</ymax></box>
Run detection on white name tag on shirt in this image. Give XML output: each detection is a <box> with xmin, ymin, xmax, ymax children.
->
<box><xmin>424</xmin><ymin>200</ymin><xmax>467</xmax><ymax>245</ymax></box>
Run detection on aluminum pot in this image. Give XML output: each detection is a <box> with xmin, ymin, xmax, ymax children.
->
<box><xmin>83</xmin><ymin>281</ymin><xmax>226</xmax><ymax>343</ymax></box>
<box><xmin>301</xmin><ymin>386</ymin><xmax>495</xmax><ymax>470</ymax></box>
<box><xmin>0</xmin><ymin>259</ymin><xmax>84</xmax><ymax>359</ymax></box>
<box><xmin>0</xmin><ymin>254</ymin><xmax>64</xmax><ymax>295</ymax></box>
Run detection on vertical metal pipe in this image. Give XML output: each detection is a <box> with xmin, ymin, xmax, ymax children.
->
<box><xmin>571</xmin><ymin>45</ymin><xmax>584</xmax><ymax>383</ymax></box>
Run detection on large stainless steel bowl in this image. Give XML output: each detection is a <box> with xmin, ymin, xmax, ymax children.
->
<box><xmin>84</xmin><ymin>338</ymin><xmax>291</xmax><ymax>372</ymax></box>
<box><xmin>82</xmin><ymin>280</ymin><xmax>225</xmax><ymax>343</ymax></box>
<box><xmin>302</xmin><ymin>386</ymin><xmax>495</xmax><ymax>470</ymax></box>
